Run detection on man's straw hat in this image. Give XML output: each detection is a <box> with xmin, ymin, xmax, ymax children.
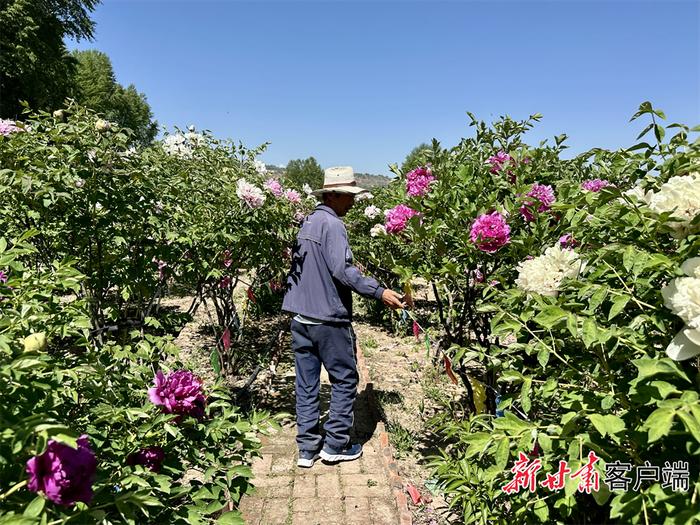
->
<box><xmin>311</xmin><ymin>166</ymin><xmax>368</xmax><ymax>196</ymax></box>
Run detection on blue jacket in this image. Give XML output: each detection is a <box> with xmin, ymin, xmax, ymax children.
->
<box><xmin>281</xmin><ymin>204</ymin><xmax>385</xmax><ymax>322</ymax></box>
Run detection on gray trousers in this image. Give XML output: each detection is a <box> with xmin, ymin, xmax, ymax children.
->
<box><xmin>290</xmin><ymin>319</ymin><xmax>358</xmax><ymax>453</ymax></box>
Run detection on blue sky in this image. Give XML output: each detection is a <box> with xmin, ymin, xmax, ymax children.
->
<box><xmin>68</xmin><ymin>0</ymin><xmax>700</xmax><ymax>176</ymax></box>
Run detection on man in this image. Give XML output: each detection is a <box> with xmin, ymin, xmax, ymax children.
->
<box><xmin>282</xmin><ymin>166</ymin><xmax>405</xmax><ymax>468</ymax></box>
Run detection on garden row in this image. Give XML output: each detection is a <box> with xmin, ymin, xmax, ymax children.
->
<box><xmin>0</xmin><ymin>104</ymin><xmax>316</xmax><ymax>524</ymax></box>
<box><xmin>346</xmin><ymin>104</ymin><xmax>699</xmax><ymax>524</ymax></box>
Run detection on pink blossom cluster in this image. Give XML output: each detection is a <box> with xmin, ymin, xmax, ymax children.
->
<box><xmin>470</xmin><ymin>211</ymin><xmax>511</xmax><ymax>253</ymax></box>
<box><xmin>264</xmin><ymin>178</ymin><xmax>283</xmax><ymax>197</ymax></box>
<box><xmin>127</xmin><ymin>446</ymin><xmax>165</xmax><ymax>472</ymax></box>
<box><xmin>0</xmin><ymin>119</ymin><xmax>22</xmax><ymax>136</ymax></box>
<box><xmin>26</xmin><ymin>435</ymin><xmax>97</xmax><ymax>506</ymax></box>
<box><xmin>148</xmin><ymin>370</ymin><xmax>206</xmax><ymax>419</ymax></box>
<box><xmin>486</xmin><ymin>151</ymin><xmax>513</xmax><ymax>174</ymax></box>
<box><xmin>284</xmin><ymin>189</ymin><xmax>301</xmax><ymax>204</ymax></box>
<box><xmin>406</xmin><ymin>166</ymin><xmax>435</xmax><ymax>197</ymax></box>
<box><xmin>384</xmin><ymin>204</ymin><xmax>419</xmax><ymax>234</ymax></box>
<box><xmin>520</xmin><ymin>183</ymin><xmax>556</xmax><ymax>221</ymax></box>
<box><xmin>581</xmin><ymin>179</ymin><xmax>611</xmax><ymax>192</ymax></box>
<box><xmin>559</xmin><ymin>233</ymin><xmax>578</xmax><ymax>249</ymax></box>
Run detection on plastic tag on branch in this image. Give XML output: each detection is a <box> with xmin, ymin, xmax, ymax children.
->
<box><xmin>222</xmin><ymin>327</ymin><xmax>231</xmax><ymax>351</ymax></box>
<box><xmin>443</xmin><ymin>354</ymin><xmax>458</xmax><ymax>385</ymax></box>
<box><xmin>412</xmin><ymin>320</ymin><xmax>421</xmax><ymax>340</ymax></box>
<box><xmin>405</xmin><ymin>483</ymin><xmax>422</xmax><ymax>505</ymax></box>
<box><xmin>468</xmin><ymin>374</ymin><xmax>487</xmax><ymax>414</ymax></box>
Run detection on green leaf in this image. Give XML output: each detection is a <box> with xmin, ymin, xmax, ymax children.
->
<box><xmin>608</xmin><ymin>295</ymin><xmax>630</xmax><ymax>321</ymax></box>
<box><xmin>532</xmin><ymin>499</ymin><xmax>549</xmax><ymax>522</ymax></box>
<box><xmin>582</xmin><ymin>318</ymin><xmax>599</xmax><ymax>348</ymax></box>
<box><xmin>23</xmin><ymin>496</ymin><xmax>45</xmax><ymax>518</ymax></box>
<box><xmin>210</xmin><ymin>348</ymin><xmax>221</xmax><ymax>376</ymax></box>
<box><xmin>632</xmin><ymin>358</ymin><xmax>691</xmax><ymax>383</ymax></box>
<box><xmin>494</xmin><ymin>437</ymin><xmax>510</xmax><ymax>470</ymax></box>
<box><xmin>588</xmin><ymin>414</ymin><xmax>625</xmax><ymax>443</ymax></box>
<box><xmin>533</xmin><ymin>306</ymin><xmax>567</xmax><ymax>329</ymax></box>
<box><xmin>217</xmin><ymin>512</ymin><xmax>244</xmax><ymax>525</ymax></box>
<box><xmin>643</xmin><ymin>407</ymin><xmax>675</xmax><ymax>442</ymax></box>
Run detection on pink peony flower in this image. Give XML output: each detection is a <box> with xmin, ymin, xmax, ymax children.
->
<box><xmin>284</xmin><ymin>189</ymin><xmax>301</xmax><ymax>204</ymax></box>
<box><xmin>223</xmin><ymin>250</ymin><xmax>233</xmax><ymax>268</ymax></box>
<box><xmin>559</xmin><ymin>233</ymin><xmax>578</xmax><ymax>249</ymax></box>
<box><xmin>127</xmin><ymin>447</ymin><xmax>165</xmax><ymax>472</ymax></box>
<box><xmin>406</xmin><ymin>166</ymin><xmax>435</xmax><ymax>197</ymax></box>
<box><xmin>467</xmin><ymin>268</ymin><xmax>484</xmax><ymax>286</ymax></box>
<box><xmin>148</xmin><ymin>370</ymin><xmax>206</xmax><ymax>419</ymax></box>
<box><xmin>520</xmin><ymin>183</ymin><xmax>555</xmax><ymax>221</ymax></box>
<box><xmin>470</xmin><ymin>211</ymin><xmax>511</xmax><ymax>253</ymax></box>
<box><xmin>581</xmin><ymin>179</ymin><xmax>611</xmax><ymax>192</ymax></box>
<box><xmin>26</xmin><ymin>435</ymin><xmax>97</xmax><ymax>506</ymax></box>
<box><xmin>384</xmin><ymin>204</ymin><xmax>419</xmax><ymax>234</ymax></box>
<box><xmin>0</xmin><ymin>119</ymin><xmax>22</xmax><ymax>136</ymax></box>
<box><xmin>294</xmin><ymin>210</ymin><xmax>306</xmax><ymax>223</ymax></box>
<box><xmin>264</xmin><ymin>178</ymin><xmax>284</xmax><ymax>197</ymax></box>
<box><xmin>486</xmin><ymin>151</ymin><xmax>512</xmax><ymax>174</ymax></box>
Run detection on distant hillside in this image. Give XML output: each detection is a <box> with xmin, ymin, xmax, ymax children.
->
<box><xmin>354</xmin><ymin>172</ymin><xmax>392</xmax><ymax>188</ymax></box>
<box><xmin>263</xmin><ymin>166</ymin><xmax>392</xmax><ymax>189</ymax></box>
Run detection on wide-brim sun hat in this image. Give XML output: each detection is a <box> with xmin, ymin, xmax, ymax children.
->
<box><xmin>311</xmin><ymin>166</ymin><xmax>368</xmax><ymax>196</ymax></box>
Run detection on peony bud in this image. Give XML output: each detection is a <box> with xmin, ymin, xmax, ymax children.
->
<box><xmin>23</xmin><ymin>332</ymin><xmax>47</xmax><ymax>353</ymax></box>
<box><xmin>95</xmin><ymin>119</ymin><xmax>111</xmax><ymax>132</ymax></box>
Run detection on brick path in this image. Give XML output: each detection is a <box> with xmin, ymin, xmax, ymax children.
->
<box><xmin>239</xmin><ymin>356</ymin><xmax>402</xmax><ymax>524</ymax></box>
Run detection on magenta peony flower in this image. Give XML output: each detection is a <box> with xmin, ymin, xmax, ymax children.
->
<box><xmin>0</xmin><ymin>119</ymin><xmax>22</xmax><ymax>136</ymax></box>
<box><xmin>127</xmin><ymin>447</ymin><xmax>165</xmax><ymax>472</ymax></box>
<box><xmin>520</xmin><ymin>183</ymin><xmax>555</xmax><ymax>221</ymax></box>
<box><xmin>284</xmin><ymin>189</ymin><xmax>301</xmax><ymax>204</ymax></box>
<box><xmin>581</xmin><ymin>179</ymin><xmax>611</xmax><ymax>192</ymax></box>
<box><xmin>148</xmin><ymin>370</ymin><xmax>206</xmax><ymax>419</ymax></box>
<box><xmin>406</xmin><ymin>166</ymin><xmax>435</xmax><ymax>197</ymax></box>
<box><xmin>559</xmin><ymin>233</ymin><xmax>578</xmax><ymax>249</ymax></box>
<box><xmin>470</xmin><ymin>211</ymin><xmax>511</xmax><ymax>253</ymax></box>
<box><xmin>26</xmin><ymin>435</ymin><xmax>97</xmax><ymax>506</ymax></box>
<box><xmin>223</xmin><ymin>249</ymin><xmax>233</xmax><ymax>269</ymax></box>
<box><xmin>486</xmin><ymin>151</ymin><xmax>512</xmax><ymax>174</ymax></box>
<box><xmin>384</xmin><ymin>204</ymin><xmax>419</xmax><ymax>234</ymax></box>
<box><xmin>264</xmin><ymin>178</ymin><xmax>283</xmax><ymax>197</ymax></box>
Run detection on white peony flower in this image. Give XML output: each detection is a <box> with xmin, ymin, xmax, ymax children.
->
<box><xmin>356</xmin><ymin>192</ymin><xmax>374</xmax><ymax>201</ymax></box>
<box><xmin>95</xmin><ymin>119</ymin><xmax>111</xmax><ymax>132</ymax></box>
<box><xmin>74</xmin><ymin>178</ymin><xmax>85</xmax><ymax>188</ymax></box>
<box><xmin>364</xmin><ymin>205</ymin><xmax>381</xmax><ymax>219</ymax></box>
<box><xmin>162</xmin><ymin>130</ymin><xmax>204</xmax><ymax>158</ymax></box>
<box><xmin>645</xmin><ymin>173</ymin><xmax>700</xmax><ymax>238</ymax></box>
<box><xmin>302</xmin><ymin>183</ymin><xmax>313</xmax><ymax>195</ymax></box>
<box><xmin>370</xmin><ymin>223</ymin><xmax>386</xmax><ymax>237</ymax></box>
<box><xmin>236</xmin><ymin>178</ymin><xmax>266</xmax><ymax>208</ymax></box>
<box><xmin>515</xmin><ymin>244</ymin><xmax>585</xmax><ymax>297</ymax></box>
<box><xmin>254</xmin><ymin>159</ymin><xmax>267</xmax><ymax>175</ymax></box>
<box><xmin>662</xmin><ymin>258</ymin><xmax>700</xmax><ymax>360</ymax></box>
<box><xmin>619</xmin><ymin>183</ymin><xmax>651</xmax><ymax>205</ymax></box>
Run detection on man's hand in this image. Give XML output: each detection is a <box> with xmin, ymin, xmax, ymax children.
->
<box><xmin>381</xmin><ymin>289</ymin><xmax>406</xmax><ymax>310</ymax></box>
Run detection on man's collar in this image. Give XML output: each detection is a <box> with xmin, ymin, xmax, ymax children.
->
<box><xmin>316</xmin><ymin>204</ymin><xmax>338</xmax><ymax>218</ymax></box>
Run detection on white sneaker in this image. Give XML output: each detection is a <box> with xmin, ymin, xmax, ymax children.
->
<box><xmin>320</xmin><ymin>443</ymin><xmax>363</xmax><ymax>462</ymax></box>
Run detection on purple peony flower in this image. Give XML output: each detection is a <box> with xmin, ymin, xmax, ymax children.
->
<box><xmin>470</xmin><ymin>211</ymin><xmax>511</xmax><ymax>253</ymax></box>
<box><xmin>520</xmin><ymin>183</ymin><xmax>555</xmax><ymax>221</ymax></box>
<box><xmin>384</xmin><ymin>204</ymin><xmax>419</xmax><ymax>234</ymax></box>
<box><xmin>148</xmin><ymin>370</ymin><xmax>206</xmax><ymax>419</ymax></box>
<box><xmin>0</xmin><ymin>270</ymin><xmax>7</xmax><ymax>283</ymax></box>
<box><xmin>264</xmin><ymin>178</ymin><xmax>283</xmax><ymax>197</ymax></box>
<box><xmin>223</xmin><ymin>250</ymin><xmax>233</xmax><ymax>269</ymax></box>
<box><xmin>405</xmin><ymin>166</ymin><xmax>436</xmax><ymax>197</ymax></box>
<box><xmin>127</xmin><ymin>446</ymin><xmax>165</xmax><ymax>472</ymax></box>
<box><xmin>26</xmin><ymin>435</ymin><xmax>97</xmax><ymax>506</ymax></box>
<box><xmin>559</xmin><ymin>233</ymin><xmax>578</xmax><ymax>249</ymax></box>
<box><xmin>581</xmin><ymin>179</ymin><xmax>611</xmax><ymax>192</ymax></box>
<box><xmin>284</xmin><ymin>189</ymin><xmax>301</xmax><ymax>204</ymax></box>
<box><xmin>0</xmin><ymin>119</ymin><xmax>22</xmax><ymax>136</ymax></box>
<box><xmin>486</xmin><ymin>151</ymin><xmax>513</xmax><ymax>174</ymax></box>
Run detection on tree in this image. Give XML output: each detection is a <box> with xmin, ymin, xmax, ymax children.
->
<box><xmin>401</xmin><ymin>142</ymin><xmax>432</xmax><ymax>173</ymax></box>
<box><xmin>0</xmin><ymin>0</ymin><xmax>99</xmax><ymax>118</ymax></box>
<box><xmin>70</xmin><ymin>50</ymin><xmax>158</xmax><ymax>144</ymax></box>
<box><xmin>285</xmin><ymin>157</ymin><xmax>324</xmax><ymax>189</ymax></box>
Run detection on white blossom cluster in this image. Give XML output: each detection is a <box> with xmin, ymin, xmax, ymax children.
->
<box><xmin>254</xmin><ymin>160</ymin><xmax>267</xmax><ymax>175</ymax></box>
<box><xmin>515</xmin><ymin>244</ymin><xmax>585</xmax><ymax>297</ymax></box>
<box><xmin>370</xmin><ymin>223</ymin><xmax>386</xmax><ymax>237</ymax></box>
<box><xmin>625</xmin><ymin>173</ymin><xmax>700</xmax><ymax>238</ymax></box>
<box><xmin>364</xmin><ymin>205</ymin><xmax>381</xmax><ymax>219</ymax></box>
<box><xmin>162</xmin><ymin>130</ymin><xmax>204</xmax><ymax>158</ymax></box>
<box><xmin>236</xmin><ymin>178</ymin><xmax>266</xmax><ymax>209</ymax></box>
<box><xmin>662</xmin><ymin>257</ymin><xmax>700</xmax><ymax>361</ymax></box>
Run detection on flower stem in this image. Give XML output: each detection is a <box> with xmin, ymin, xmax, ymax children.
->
<box><xmin>0</xmin><ymin>479</ymin><xmax>27</xmax><ymax>500</ymax></box>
